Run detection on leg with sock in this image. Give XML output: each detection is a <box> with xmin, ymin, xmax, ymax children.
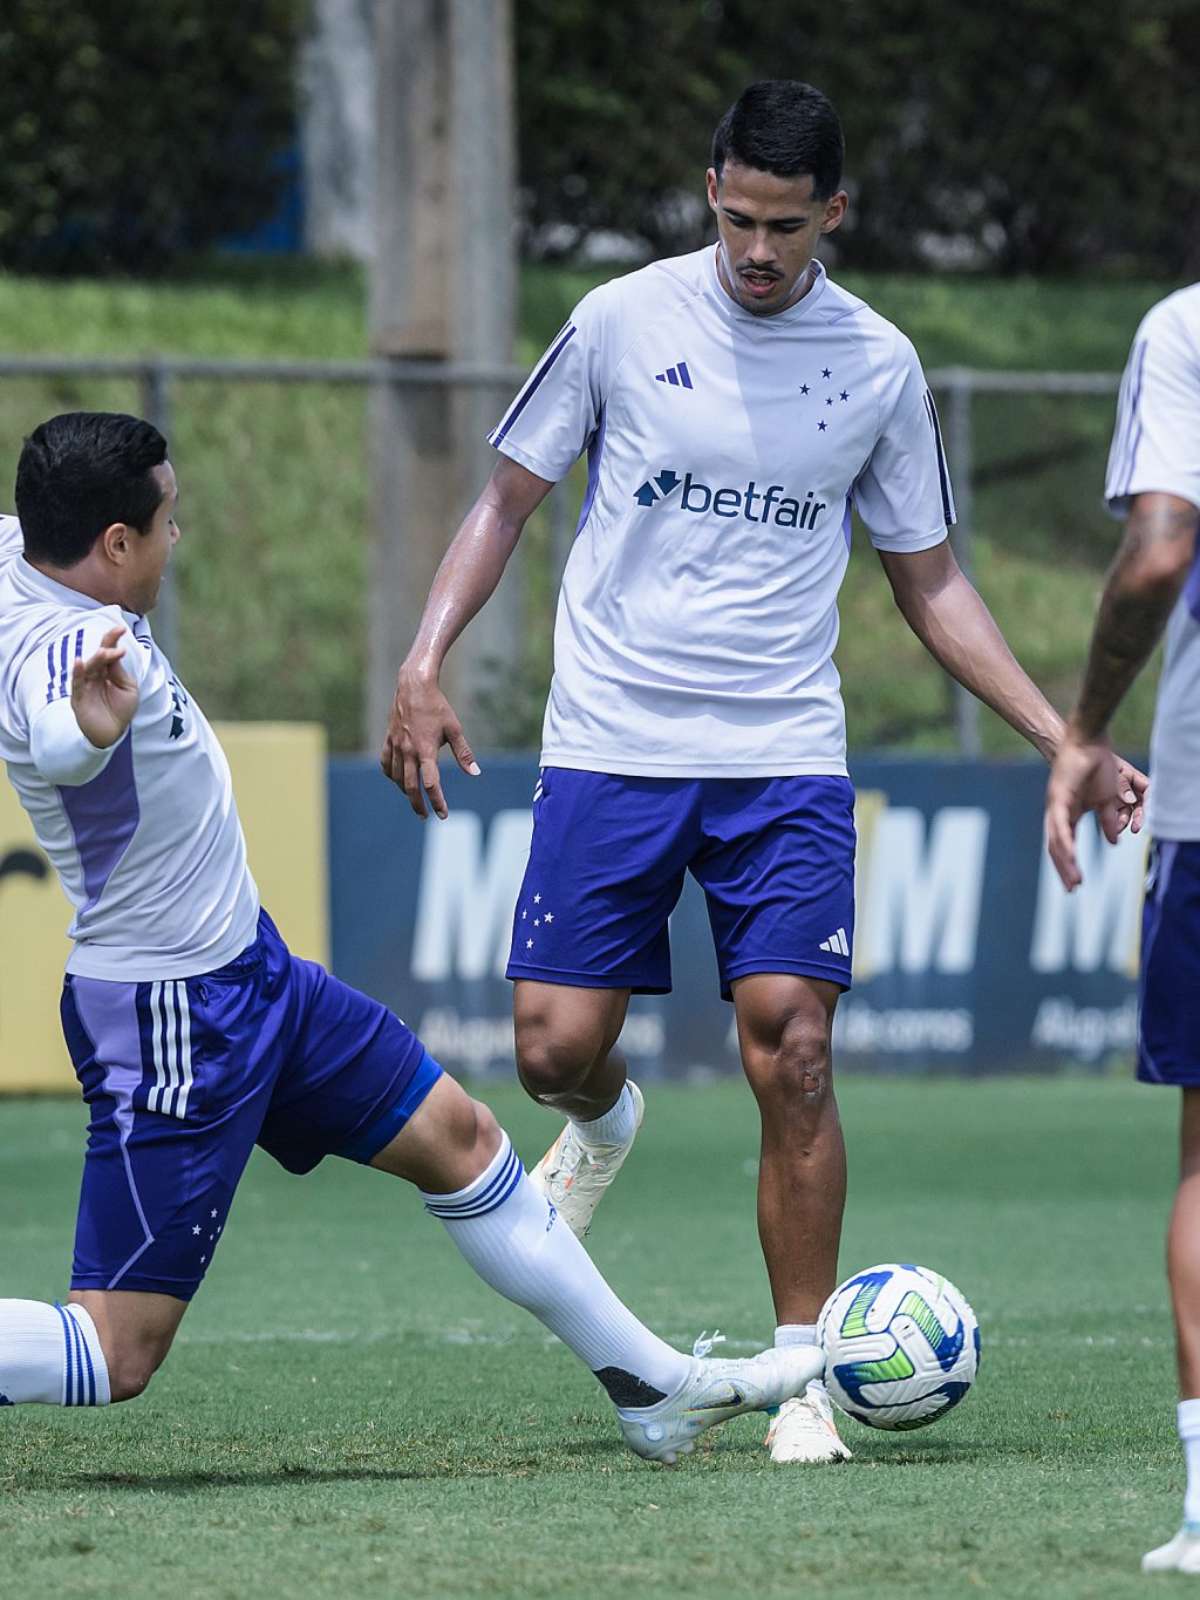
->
<box><xmin>0</xmin><ymin>1300</ymin><xmax>110</xmax><ymax>1406</ymax></box>
<box><xmin>1146</xmin><ymin>1090</ymin><xmax>1200</xmax><ymax>1571</ymax></box>
<box><xmin>372</xmin><ymin>1074</ymin><xmax>824</xmax><ymax>1461</ymax></box>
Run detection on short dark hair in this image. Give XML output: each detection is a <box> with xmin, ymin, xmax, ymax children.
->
<box><xmin>712</xmin><ymin>81</ymin><xmax>844</xmax><ymax>198</ymax></box>
<box><xmin>16</xmin><ymin>411</ymin><xmax>168</xmax><ymax>567</ymax></box>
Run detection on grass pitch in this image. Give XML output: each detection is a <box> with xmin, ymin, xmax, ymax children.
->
<box><xmin>0</xmin><ymin>1075</ymin><xmax>1180</xmax><ymax>1598</ymax></box>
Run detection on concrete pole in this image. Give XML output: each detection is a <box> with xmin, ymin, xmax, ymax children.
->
<box><xmin>366</xmin><ymin>0</ymin><xmax>518</xmax><ymax>753</ymax></box>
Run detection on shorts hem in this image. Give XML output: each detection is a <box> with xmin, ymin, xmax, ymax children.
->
<box><xmin>70</xmin><ymin>1275</ymin><xmax>200</xmax><ymax>1302</ymax></box>
<box><xmin>506</xmin><ymin>962</ymin><xmax>670</xmax><ymax>996</ymax></box>
<box><xmin>1137</xmin><ymin>1066</ymin><xmax>1200</xmax><ymax>1088</ymax></box>
<box><xmin>336</xmin><ymin>1050</ymin><xmax>444</xmax><ymax>1165</ymax></box>
<box><xmin>721</xmin><ymin>957</ymin><xmax>852</xmax><ymax>1002</ymax></box>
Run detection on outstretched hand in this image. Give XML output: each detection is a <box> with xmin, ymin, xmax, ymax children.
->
<box><xmin>70</xmin><ymin>625</ymin><xmax>138</xmax><ymax>750</ymax></box>
<box><xmin>1045</xmin><ymin>731</ymin><xmax>1148</xmax><ymax>891</ymax></box>
<box><xmin>379</xmin><ymin>666</ymin><xmax>481</xmax><ymax>820</ymax></box>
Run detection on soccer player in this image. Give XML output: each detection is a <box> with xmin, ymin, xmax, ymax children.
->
<box><xmin>383</xmin><ymin>81</ymin><xmax>1147</xmax><ymax>1464</ymax></box>
<box><xmin>1044</xmin><ymin>286</ymin><xmax>1200</xmax><ymax>1572</ymax></box>
<box><xmin>0</xmin><ymin>410</ymin><xmax>824</xmax><ymax>1464</ymax></box>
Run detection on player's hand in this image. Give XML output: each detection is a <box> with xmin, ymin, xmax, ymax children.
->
<box><xmin>1045</xmin><ymin>729</ymin><xmax>1126</xmax><ymax>891</ymax></box>
<box><xmin>1111</xmin><ymin>754</ymin><xmax>1148</xmax><ymax>837</ymax></box>
<box><xmin>70</xmin><ymin>625</ymin><xmax>138</xmax><ymax>749</ymax></box>
<box><xmin>380</xmin><ymin>664</ymin><xmax>480</xmax><ymax>820</ymax></box>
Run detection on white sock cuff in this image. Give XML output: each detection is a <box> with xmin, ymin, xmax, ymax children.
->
<box><xmin>421</xmin><ymin>1133</ymin><xmax>523</xmax><ymax>1220</ymax></box>
<box><xmin>61</xmin><ymin>1303</ymin><xmax>111</xmax><ymax>1407</ymax></box>
<box><xmin>574</xmin><ymin>1084</ymin><xmax>636</xmax><ymax>1146</ymax></box>
<box><xmin>1179</xmin><ymin>1398</ymin><xmax>1200</xmax><ymax>1438</ymax></box>
<box><xmin>775</xmin><ymin>1323</ymin><xmax>820</xmax><ymax>1349</ymax></box>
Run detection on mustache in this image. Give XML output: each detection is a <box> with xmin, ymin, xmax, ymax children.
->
<box><xmin>737</xmin><ymin>265</ymin><xmax>782</xmax><ymax>280</ymax></box>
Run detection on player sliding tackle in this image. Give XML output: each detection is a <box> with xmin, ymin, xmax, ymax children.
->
<box><xmin>0</xmin><ymin>411</ymin><xmax>821</xmax><ymax>1464</ymax></box>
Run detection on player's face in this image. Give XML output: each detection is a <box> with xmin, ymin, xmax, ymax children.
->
<box><xmin>707</xmin><ymin>162</ymin><xmax>847</xmax><ymax>317</ymax></box>
<box><xmin>124</xmin><ymin>461</ymin><xmax>181</xmax><ymax>614</ymax></box>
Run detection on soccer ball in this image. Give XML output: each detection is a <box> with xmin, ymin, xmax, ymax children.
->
<box><xmin>818</xmin><ymin>1263</ymin><xmax>979</xmax><ymax>1431</ymax></box>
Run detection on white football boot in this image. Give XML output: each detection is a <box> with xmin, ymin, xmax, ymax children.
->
<box><xmin>528</xmin><ymin>1082</ymin><xmax>645</xmax><ymax>1239</ymax></box>
<box><xmin>765</xmin><ymin>1380</ymin><xmax>853</xmax><ymax>1464</ymax></box>
<box><xmin>1142</xmin><ymin>1527</ymin><xmax>1200</xmax><ymax>1574</ymax></box>
<box><xmin>618</xmin><ymin>1344</ymin><xmax>826</xmax><ymax>1465</ymax></box>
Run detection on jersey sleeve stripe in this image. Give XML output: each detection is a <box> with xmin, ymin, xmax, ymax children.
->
<box><xmin>45</xmin><ymin>641</ymin><xmax>55</xmax><ymax>704</ymax></box>
<box><xmin>1113</xmin><ymin>337</ymin><xmax>1149</xmax><ymax>498</ymax></box>
<box><xmin>58</xmin><ymin>631</ymin><xmax>70</xmax><ymax>700</ymax></box>
<box><xmin>924</xmin><ymin>390</ymin><xmax>956</xmax><ymax>525</ymax></box>
<box><xmin>488</xmin><ymin>322</ymin><xmax>577</xmax><ymax>449</ymax></box>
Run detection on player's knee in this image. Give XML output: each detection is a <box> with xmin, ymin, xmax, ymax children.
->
<box><xmin>465</xmin><ymin>1096</ymin><xmax>502</xmax><ymax>1164</ymax></box>
<box><xmin>514</xmin><ymin>1018</ymin><xmax>601</xmax><ymax>1101</ymax></box>
<box><xmin>746</xmin><ymin>1010</ymin><xmax>832</xmax><ymax>1106</ymax></box>
<box><xmin>105</xmin><ymin>1344</ymin><xmax>168</xmax><ymax>1404</ymax></box>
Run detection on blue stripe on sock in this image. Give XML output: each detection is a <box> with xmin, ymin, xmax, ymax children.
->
<box><xmin>55</xmin><ymin>1302</ymin><xmax>76</xmax><ymax>1406</ymax></box>
<box><xmin>70</xmin><ymin>1311</ymin><xmax>87</xmax><ymax>1405</ymax></box>
<box><xmin>425</xmin><ymin>1150</ymin><xmax>525</xmax><ymax>1220</ymax></box>
<box><xmin>424</xmin><ymin>1143</ymin><xmax>518</xmax><ymax>1215</ymax></box>
<box><xmin>71</xmin><ymin>1308</ymin><xmax>97</xmax><ymax>1405</ymax></box>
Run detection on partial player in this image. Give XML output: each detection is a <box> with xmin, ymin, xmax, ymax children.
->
<box><xmin>1044</xmin><ymin>284</ymin><xmax>1200</xmax><ymax>1573</ymax></box>
<box><xmin>383</xmin><ymin>79</ymin><xmax>1146</xmax><ymax>1466</ymax></box>
<box><xmin>0</xmin><ymin>410</ymin><xmax>823</xmax><ymax>1462</ymax></box>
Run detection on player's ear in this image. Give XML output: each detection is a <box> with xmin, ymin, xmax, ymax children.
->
<box><xmin>99</xmin><ymin>522</ymin><xmax>133</xmax><ymax>565</ymax></box>
<box><xmin>705</xmin><ymin>167</ymin><xmax>720</xmax><ymax>214</ymax></box>
<box><xmin>820</xmin><ymin>191</ymin><xmax>849</xmax><ymax>236</ymax></box>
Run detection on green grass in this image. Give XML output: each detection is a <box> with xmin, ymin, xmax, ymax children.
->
<box><xmin>0</xmin><ymin>1076</ymin><xmax>1183</xmax><ymax>1598</ymax></box>
<box><xmin>0</xmin><ymin>258</ymin><xmax>1185</xmax><ymax>750</ymax></box>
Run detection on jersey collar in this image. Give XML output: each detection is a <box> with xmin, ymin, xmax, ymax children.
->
<box><xmin>708</xmin><ymin>245</ymin><xmax>829</xmax><ymax>327</ymax></box>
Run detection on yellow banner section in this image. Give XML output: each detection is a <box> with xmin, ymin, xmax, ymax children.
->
<box><xmin>0</xmin><ymin>723</ymin><xmax>327</xmax><ymax>1094</ymax></box>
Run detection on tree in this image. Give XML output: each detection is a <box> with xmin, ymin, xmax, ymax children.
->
<box><xmin>0</xmin><ymin>0</ymin><xmax>307</xmax><ymax>274</ymax></box>
<box><xmin>516</xmin><ymin>0</ymin><xmax>1200</xmax><ymax>275</ymax></box>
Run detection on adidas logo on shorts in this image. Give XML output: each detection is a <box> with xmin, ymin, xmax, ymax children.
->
<box><xmin>819</xmin><ymin>927</ymin><xmax>850</xmax><ymax>957</ymax></box>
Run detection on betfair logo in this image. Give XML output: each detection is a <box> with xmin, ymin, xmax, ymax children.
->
<box><xmin>632</xmin><ymin>468</ymin><xmax>827</xmax><ymax>529</ymax></box>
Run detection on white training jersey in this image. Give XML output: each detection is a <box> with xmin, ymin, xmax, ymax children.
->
<box><xmin>1105</xmin><ymin>284</ymin><xmax>1200</xmax><ymax>841</ymax></box>
<box><xmin>490</xmin><ymin>246</ymin><xmax>954</xmax><ymax>777</ymax></box>
<box><xmin>0</xmin><ymin>516</ymin><xmax>259</xmax><ymax>979</ymax></box>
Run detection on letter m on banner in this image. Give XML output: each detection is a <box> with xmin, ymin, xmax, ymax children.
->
<box><xmin>856</xmin><ymin>806</ymin><xmax>991</xmax><ymax>979</ymax></box>
<box><xmin>411</xmin><ymin>811</ymin><xmax>534</xmax><ymax>981</ymax></box>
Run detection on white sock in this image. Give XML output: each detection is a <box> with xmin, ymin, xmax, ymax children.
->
<box><xmin>0</xmin><ymin>1300</ymin><xmax>110</xmax><ymax>1406</ymax></box>
<box><xmin>422</xmin><ymin>1132</ymin><xmax>689</xmax><ymax>1407</ymax></box>
<box><xmin>571</xmin><ymin>1083</ymin><xmax>637</xmax><ymax>1146</ymax></box>
<box><xmin>775</xmin><ymin>1322</ymin><xmax>820</xmax><ymax>1349</ymax></box>
<box><xmin>776</xmin><ymin>1322</ymin><xmax>823</xmax><ymax>1391</ymax></box>
<box><xmin>1180</xmin><ymin>1399</ymin><xmax>1200</xmax><ymax>1528</ymax></box>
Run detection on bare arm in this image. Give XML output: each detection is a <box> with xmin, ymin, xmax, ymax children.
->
<box><xmin>878</xmin><ymin>538</ymin><xmax>1147</xmax><ymax>831</ymax></box>
<box><xmin>1046</xmin><ymin>491</ymin><xmax>1199</xmax><ymax>888</ymax></box>
<box><xmin>381</xmin><ymin>453</ymin><xmax>554</xmax><ymax>818</ymax></box>
<box><xmin>877</xmin><ymin>540</ymin><xmax>1065</xmax><ymax>757</ymax></box>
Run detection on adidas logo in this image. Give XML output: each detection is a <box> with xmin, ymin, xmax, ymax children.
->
<box><xmin>655</xmin><ymin>361</ymin><xmax>693</xmax><ymax>389</ymax></box>
<box><xmin>819</xmin><ymin>927</ymin><xmax>850</xmax><ymax>957</ymax></box>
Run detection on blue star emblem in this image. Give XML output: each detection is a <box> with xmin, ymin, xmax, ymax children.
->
<box><xmin>799</xmin><ymin>384</ymin><xmax>810</xmax><ymax>395</ymax></box>
<box><xmin>822</xmin><ymin>367</ymin><xmax>832</xmax><ymax>379</ymax></box>
<box><xmin>818</xmin><ymin>421</ymin><xmax>827</xmax><ymax>432</ymax></box>
<box><xmin>840</xmin><ymin>390</ymin><xmax>849</xmax><ymax>401</ymax></box>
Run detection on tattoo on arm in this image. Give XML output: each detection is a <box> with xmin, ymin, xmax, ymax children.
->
<box><xmin>1075</xmin><ymin>495</ymin><xmax>1199</xmax><ymax>739</ymax></box>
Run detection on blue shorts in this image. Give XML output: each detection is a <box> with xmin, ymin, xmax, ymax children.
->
<box><xmin>506</xmin><ymin>769</ymin><xmax>856</xmax><ymax>1000</ymax></box>
<box><xmin>62</xmin><ymin>909</ymin><xmax>441</xmax><ymax>1300</ymax></box>
<box><xmin>1139</xmin><ymin>840</ymin><xmax>1200</xmax><ymax>1087</ymax></box>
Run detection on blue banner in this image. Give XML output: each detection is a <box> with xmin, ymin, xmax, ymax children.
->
<box><xmin>329</xmin><ymin>756</ymin><xmax>1146</xmax><ymax>1079</ymax></box>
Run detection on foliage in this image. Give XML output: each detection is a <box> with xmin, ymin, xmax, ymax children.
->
<box><xmin>516</xmin><ymin>0</ymin><xmax>1200</xmax><ymax>275</ymax></box>
<box><xmin>0</xmin><ymin>0</ymin><xmax>306</xmax><ymax>274</ymax></box>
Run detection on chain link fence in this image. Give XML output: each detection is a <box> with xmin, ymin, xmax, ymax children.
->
<box><xmin>0</xmin><ymin>356</ymin><xmax>1138</xmax><ymax>756</ymax></box>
